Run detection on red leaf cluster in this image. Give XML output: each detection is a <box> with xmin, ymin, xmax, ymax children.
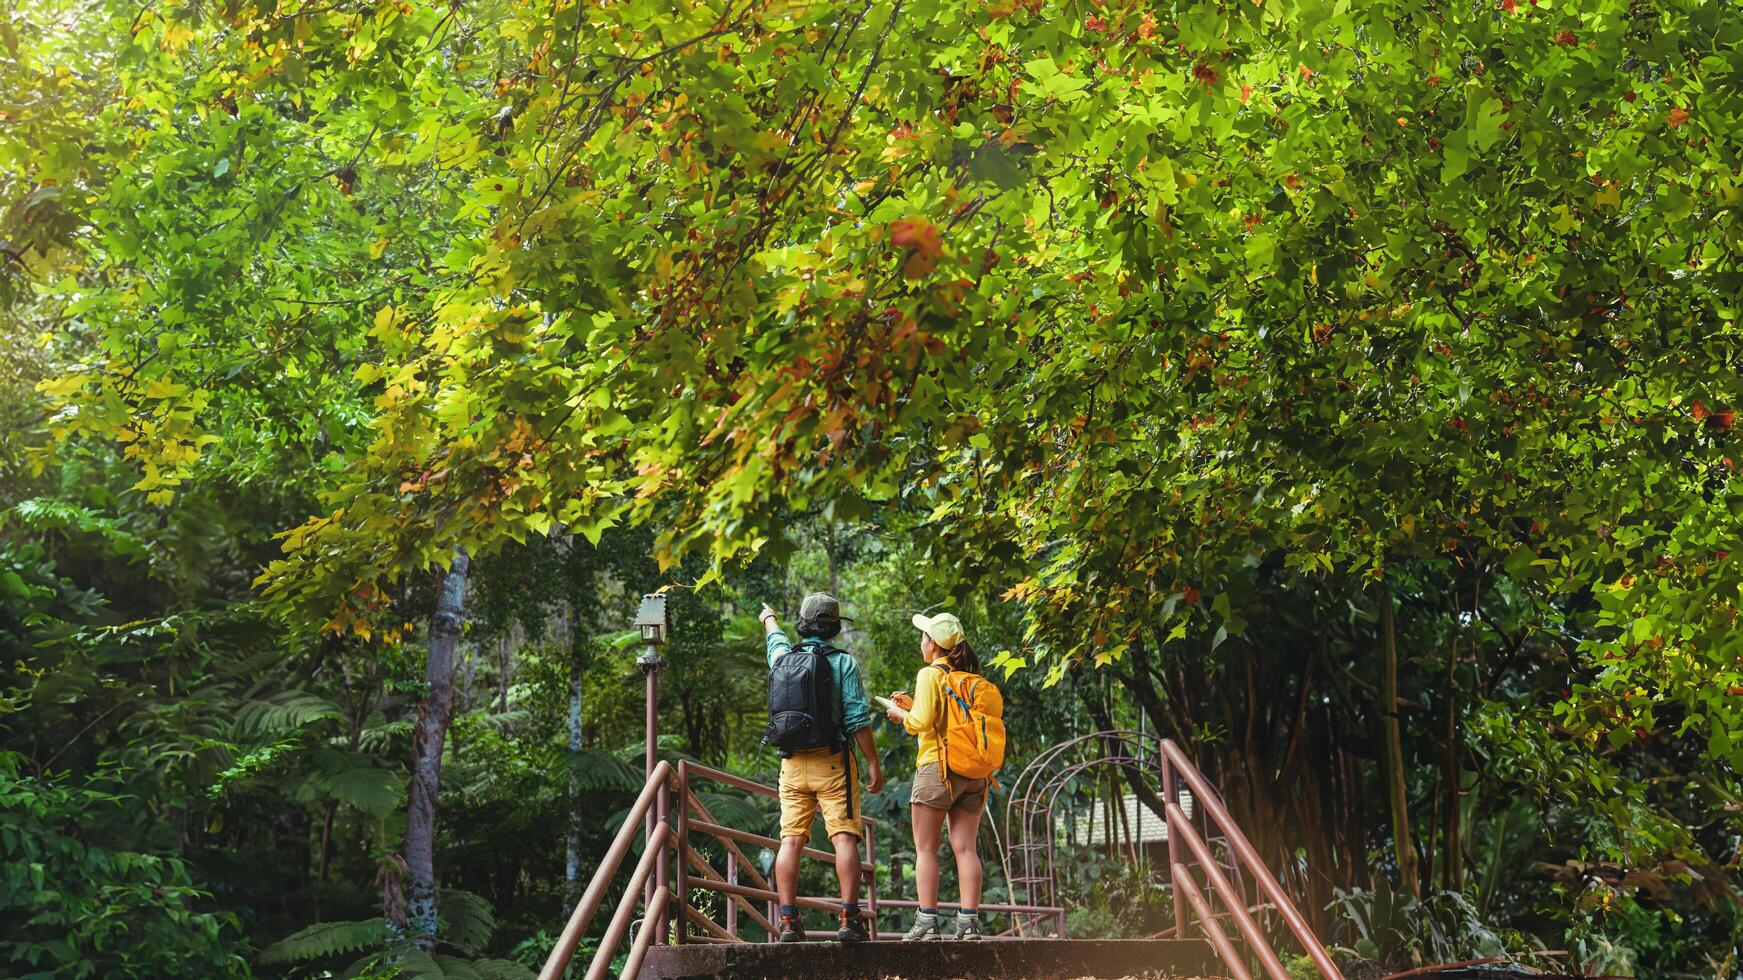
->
<box><xmin>891</xmin><ymin>218</ymin><xmax>943</xmax><ymax>280</ymax></box>
<box><xmin>890</xmin><ymin>219</ymin><xmax>942</xmax><ymax>257</ymax></box>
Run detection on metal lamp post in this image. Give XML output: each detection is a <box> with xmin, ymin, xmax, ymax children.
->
<box><xmin>634</xmin><ymin>593</ymin><xmax>669</xmax><ymax>777</ymax></box>
<box><xmin>633</xmin><ymin>593</ymin><xmax>670</xmax><ymax>940</ymax></box>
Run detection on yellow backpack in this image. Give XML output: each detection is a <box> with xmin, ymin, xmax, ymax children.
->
<box><xmin>933</xmin><ymin>663</ymin><xmax>1007</xmax><ymax>780</ymax></box>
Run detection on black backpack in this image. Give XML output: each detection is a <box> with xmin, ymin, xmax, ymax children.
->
<box><xmin>764</xmin><ymin>639</ymin><xmax>841</xmax><ymax>756</ymax></box>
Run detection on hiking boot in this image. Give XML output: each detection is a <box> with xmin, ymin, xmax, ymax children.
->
<box><xmin>777</xmin><ymin>913</ymin><xmax>805</xmax><ymax>943</ymax></box>
<box><xmin>954</xmin><ymin>912</ymin><xmax>984</xmax><ymax>940</ymax></box>
<box><xmin>902</xmin><ymin>912</ymin><xmax>942</xmax><ymax>941</ymax></box>
<box><xmin>836</xmin><ymin>909</ymin><xmax>870</xmax><ymax>944</ymax></box>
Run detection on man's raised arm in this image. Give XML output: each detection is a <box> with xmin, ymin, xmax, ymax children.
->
<box><xmin>760</xmin><ymin>602</ymin><xmax>791</xmax><ymax>665</ymax></box>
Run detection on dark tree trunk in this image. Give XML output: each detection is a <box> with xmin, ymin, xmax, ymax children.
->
<box><xmin>318</xmin><ymin>801</ymin><xmax>337</xmax><ymax>883</ymax></box>
<box><xmin>565</xmin><ymin>608</ymin><xmax>586</xmax><ymax>905</ymax></box>
<box><xmin>405</xmin><ymin>548</ymin><xmax>470</xmax><ymax>948</ymax></box>
<box><xmin>1442</xmin><ymin>575</ymin><xmax>1481</xmax><ymax>893</ymax></box>
<box><xmin>1379</xmin><ymin>587</ymin><xmax>1420</xmax><ymax>897</ymax></box>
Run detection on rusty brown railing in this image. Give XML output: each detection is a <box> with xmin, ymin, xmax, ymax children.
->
<box><xmin>675</xmin><ymin>760</ymin><xmax>1063</xmax><ymax>942</ymax></box>
<box><xmin>1161</xmin><ymin>739</ymin><xmax>1345</xmax><ymax>980</ymax></box>
<box><xmin>547</xmin><ymin>742</ymin><xmax>1329</xmax><ymax>978</ymax></box>
<box><xmin>539</xmin><ymin>760</ymin><xmax>673</xmax><ymax>980</ymax></box>
<box><xmin>675</xmin><ymin>760</ymin><xmax>879</xmax><ymax>940</ymax></box>
<box><xmin>545</xmin><ymin>753</ymin><xmax>1068</xmax><ymax>975</ymax></box>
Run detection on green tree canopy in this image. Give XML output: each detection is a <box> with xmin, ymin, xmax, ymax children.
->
<box><xmin>7</xmin><ymin>0</ymin><xmax>1740</xmax><ymax>972</ymax></box>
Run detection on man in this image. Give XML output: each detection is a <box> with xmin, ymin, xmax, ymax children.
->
<box><xmin>760</xmin><ymin>593</ymin><xmax>884</xmax><ymax>943</ymax></box>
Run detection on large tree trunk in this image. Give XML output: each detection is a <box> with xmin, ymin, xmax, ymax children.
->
<box><xmin>405</xmin><ymin>548</ymin><xmax>470</xmax><ymax>949</ymax></box>
<box><xmin>1379</xmin><ymin>587</ymin><xmax>1420</xmax><ymax>897</ymax></box>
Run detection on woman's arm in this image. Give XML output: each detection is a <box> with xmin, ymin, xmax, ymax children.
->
<box><xmin>902</xmin><ymin>666</ymin><xmax>939</xmax><ymax>735</ymax></box>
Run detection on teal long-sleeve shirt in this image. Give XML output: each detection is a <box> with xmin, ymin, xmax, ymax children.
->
<box><xmin>765</xmin><ymin>630</ymin><xmax>874</xmax><ymax>736</ymax></box>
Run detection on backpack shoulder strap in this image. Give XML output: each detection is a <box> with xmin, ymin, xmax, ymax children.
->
<box><xmin>819</xmin><ymin>643</ymin><xmax>848</xmax><ymax>744</ymax></box>
<box><xmin>943</xmin><ymin>671</ymin><xmax>975</xmax><ymax>717</ymax></box>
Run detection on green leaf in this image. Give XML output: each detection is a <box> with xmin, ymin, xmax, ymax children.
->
<box><xmin>259</xmin><ymin>918</ymin><xmax>387</xmax><ymax>964</ymax></box>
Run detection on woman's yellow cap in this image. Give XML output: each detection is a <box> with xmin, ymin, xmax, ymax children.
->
<box><xmin>911</xmin><ymin>612</ymin><xmax>965</xmax><ymax>650</ymax></box>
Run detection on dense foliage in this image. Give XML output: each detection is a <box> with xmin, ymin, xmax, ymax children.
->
<box><xmin>4</xmin><ymin>0</ymin><xmax>1740</xmax><ymax>976</ymax></box>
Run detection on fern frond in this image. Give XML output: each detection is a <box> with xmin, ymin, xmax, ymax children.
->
<box><xmin>694</xmin><ymin>790</ymin><xmax>771</xmax><ymax>831</ymax></box>
<box><xmin>563</xmin><ymin>747</ymin><xmax>639</xmax><ymax>792</ymax></box>
<box><xmin>358</xmin><ymin>718</ymin><xmax>414</xmax><ymax>754</ymax></box>
<box><xmin>235</xmin><ymin>689</ymin><xmax>342</xmax><ymax>737</ymax></box>
<box><xmin>315</xmin><ymin>749</ymin><xmax>405</xmax><ymax>818</ymax></box>
<box><xmin>476</xmin><ymin>709</ymin><xmax>530</xmax><ymax>731</ymax></box>
<box><xmin>328</xmin><ymin>765</ymin><xmax>405</xmax><ymax>819</ymax></box>
<box><xmin>432</xmin><ymin>955</ymin><xmax>485</xmax><ymax>980</ymax></box>
<box><xmin>5</xmin><ymin>497</ymin><xmax>148</xmax><ymax>558</ymax></box>
<box><xmin>284</xmin><ymin>750</ymin><xmax>406</xmax><ymax>819</ymax></box>
<box><xmin>259</xmin><ymin>917</ymin><xmax>387</xmax><ymax>964</ymax></box>
<box><xmin>439</xmin><ymin>889</ymin><xmax>495</xmax><ymax>956</ymax></box>
<box><xmin>471</xmin><ymin>959</ymin><xmax>537</xmax><ymax>980</ymax></box>
<box><xmin>390</xmin><ymin>950</ymin><xmax>447</xmax><ymax>979</ymax></box>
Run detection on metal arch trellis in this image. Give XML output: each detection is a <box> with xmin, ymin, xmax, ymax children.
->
<box><xmin>1001</xmin><ymin>730</ymin><xmax>1249</xmax><ymax>937</ymax></box>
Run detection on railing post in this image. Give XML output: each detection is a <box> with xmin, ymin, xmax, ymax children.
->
<box><xmin>1162</xmin><ymin>739</ymin><xmax>1345</xmax><ymax>980</ymax></box>
<box><xmin>1163</xmin><ymin>757</ymin><xmax>1185</xmax><ymax>939</ymax></box>
<box><xmin>1174</xmin><ymin>865</ymin><xmax>1255</xmax><ymax>980</ymax></box>
<box><xmin>655</xmin><ymin>777</ymin><xmax>670</xmax><ymax>944</ymax></box>
<box><xmin>1168</xmin><ymin>800</ymin><xmax>1290</xmax><ymax>980</ymax></box>
<box><xmin>540</xmin><ymin>761</ymin><xmax>671</xmax><ymax>980</ymax></box>
<box><xmin>864</xmin><ymin>816</ymin><xmax>878</xmax><ymax>939</ymax></box>
<box><xmin>582</xmin><ymin>822</ymin><xmax>672</xmax><ymax>980</ymax></box>
<box><xmin>639</xmin><ymin>644</ymin><xmax>663</xmax><ymax>919</ymax></box>
<box><xmin>725</xmin><ymin>851</ymin><xmax>739</xmax><ymax>938</ymax></box>
<box><xmin>891</xmin><ymin>853</ymin><xmax>909</xmax><ymax>938</ymax></box>
<box><xmin>673</xmin><ymin>764</ymin><xmax>688</xmax><ymax>944</ymax></box>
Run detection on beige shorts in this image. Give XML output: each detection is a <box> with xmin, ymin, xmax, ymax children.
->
<box><xmin>910</xmin><ymin>762</ymin><xmax>987</xmax><ymax>816</ymax></box>
<box><xmin>779</xmin><ymin>746</ymin><xmax>861</xmax><ymax>839</ymax></box>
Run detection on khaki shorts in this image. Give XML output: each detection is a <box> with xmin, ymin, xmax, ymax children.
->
<box><xmin>910</xmin><ymin>762</ymin><xmax>987</xmax><ymax>816</ymax></box>
<box><xmin>779</xmin><ymin>746</ymin><xmax>861</xmax><ymax>840</ymax></box>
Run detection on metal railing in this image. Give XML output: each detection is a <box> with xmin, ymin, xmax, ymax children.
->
<box><xmin>1161</xmin><ymin>739</ymin><xmax>1344</xmax><ymax>980</ymax></box>
<box><xmin>543</xmin><ymin>742</ymin><xmax>1336</xmax><ymax>979</ymax></box>
<box><xmin>675</xmin><ymin>759</ymin><xmax>1064</xmax><ymax>942</ymax></box>
<box><xmin>540</xmin><ymin>760</ymin><xmax>673</xmax><ymax>980</ymax></box>
<box><xmin>540</xmin><ymin>754</ymin><xmax>1068</xmax><ymax>976</ymax></box>
<box><xmin>1004</xmin><ymin>729</ymin><xmax>1251</xmax><ymax>939</ymax></box>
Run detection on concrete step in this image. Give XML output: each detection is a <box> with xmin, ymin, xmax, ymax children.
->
<box><xmin>640</xmin><ymin>937</ymin><xmax>1222</xmax><ymax>979</ymax></box>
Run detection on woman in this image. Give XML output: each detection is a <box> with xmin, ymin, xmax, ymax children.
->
<box><xmin>883</xmin><ymin>611</ymin><xmax>987</xmax><ymax>941</ymax></box>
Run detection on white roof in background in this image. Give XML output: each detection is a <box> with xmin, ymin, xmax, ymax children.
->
<box><xmin>1072</xmin><ymin>795</ymin><xmax>1171</xmax><ymax>844</ymax></box>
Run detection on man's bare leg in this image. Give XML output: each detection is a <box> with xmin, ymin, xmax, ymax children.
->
<box><xmin>831</xmin><ymin>831</ymin><xmax>861</xmax><ymax>903</ymax></box>
<box><xmin>776</xmin><ymin>834</ymin><xmax>806</xmax><ymax>907</ymax></box>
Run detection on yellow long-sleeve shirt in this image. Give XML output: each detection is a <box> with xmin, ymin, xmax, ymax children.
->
<box><xmin>902</xmin><ymin>660</ymin><xmax>953</xmax><ymax>768</ymax></box>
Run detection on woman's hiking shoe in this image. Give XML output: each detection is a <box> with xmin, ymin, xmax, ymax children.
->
<box><xmin>955</xmin><ymin>912</ymin><xmax>984</xmax><ymax>940</ymax></box>
<box><xmin>902</xmin><ymin>912</ymin><xmax>943</xmax><ymax>941</ymax></box>
<box><xmin>777</xmin><ymin>913</ymin><xmax>805</xmax><ymax>943</ymax></box>
<box><xmin>835</xmin><ymin>909</ymin><xmax>870</xmax><ymax>944</ymax></box>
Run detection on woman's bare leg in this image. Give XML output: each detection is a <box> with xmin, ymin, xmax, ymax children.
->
<box><xmin>946</xmin><ymin>808</ymin><xmax>983</xmax><ymax>910</ymax></box>
<box><xmin>911</xmin><ymin>803</ymin><xmax>948</xmax><ymax>910</ymax></box>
